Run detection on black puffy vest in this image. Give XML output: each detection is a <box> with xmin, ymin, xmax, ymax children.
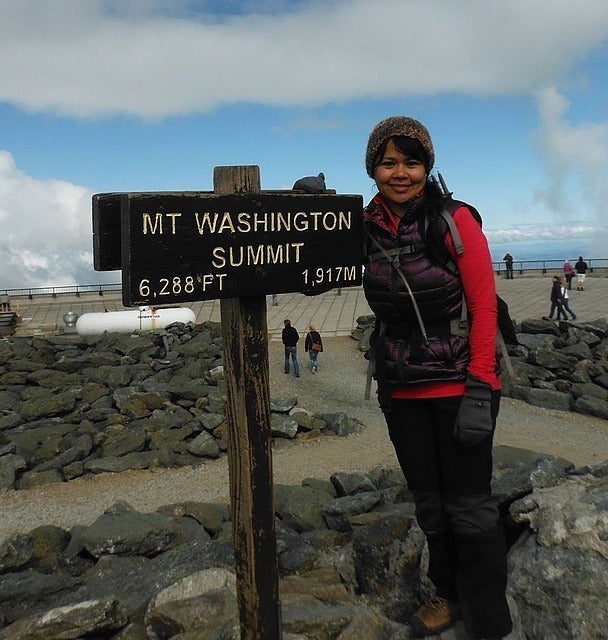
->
<box><xmin>363</xmin><ymin>198</ymin><xmax>470</xmax><ymax>387</ymax></box>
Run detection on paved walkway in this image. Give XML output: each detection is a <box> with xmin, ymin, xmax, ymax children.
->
<box><xmin>5</xmin><ymin>272</ymin><xmax>608</xmax><ymax>339</ymax></box>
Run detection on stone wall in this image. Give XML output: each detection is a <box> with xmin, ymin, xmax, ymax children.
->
<box><xmin>0</xmin><ymin>449</ymin><xmax>606</xmax><ymax>639</ymax></box>
<box><xmin>0</xmin><ymin>322</ymin><xmax>363</xmax><ymax>492</ymax></box>
<box><xmin>354</xmin><ymin>314</ymin><xmax>608</xmax><ymax>419</ymax></box>
<box><xmin>1</xmin><ymin>320</ymin><xmax>608</xmax><ymax>638</ymax></box>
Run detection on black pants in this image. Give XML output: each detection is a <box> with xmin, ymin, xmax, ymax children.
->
<box><xmin>384</xmin><ymin>394</ymin><xmax>512</xmax><ymax>639</ymax></box>
<box><xmin>549</xmin><ymin>301</ymin><xmax>567</xmax><ymax>320</ymax></box>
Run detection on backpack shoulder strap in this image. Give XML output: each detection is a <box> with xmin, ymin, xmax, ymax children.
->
<box><xmin>435</xmin><ymin>197</ymin><xmax>475</xmax><ymax>256</ymax></box>
<box><xmin>439</xmin><ymin>208</ymin><xmax>464</xmax><ymax>255</ymax></box>
<box><xmin>437</xmin><ymin>198</ymin><xmax>518</xmax><ymax>375</ymax></box>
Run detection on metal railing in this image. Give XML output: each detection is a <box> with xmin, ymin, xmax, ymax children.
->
<box><xmin>492</xmin><ymin>258</ymin><xmax>608</xmax><ymax>276</ymax></box>
<box><xmin>2</xmin><ymin>258</ymin><xmax>608</xmax><ymax>300</ymax></box>
<box><xmin>0</xmin><ymin>283</ymin><xmax>121</xmax><ymax>300</ymax></box>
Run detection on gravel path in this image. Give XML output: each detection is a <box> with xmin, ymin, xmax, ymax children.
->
<box><xmin>1</xmin><ymin>336</ymin><xmax>607</xmax><ymax>539</ymax></box>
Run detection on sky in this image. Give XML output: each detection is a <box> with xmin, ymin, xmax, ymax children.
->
<box><xmin>1</xmin><ymin>0</ymin><xmax>608</xmax><ymax>290</ymax></box>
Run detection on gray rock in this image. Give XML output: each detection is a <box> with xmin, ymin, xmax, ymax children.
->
<box><xmin>84</xmin><ymin>452</ymin><xmax>156</xmax><ymax>474</ymax></box>
<box><xmin>492</xmin><ymin>446</ymin><xmax>574</xmax><ymax>507</ymax></box>
<box><xmin>271</xmin><ymin>395</ymin><xmax>299</xmax><ymax>413</ymax></box>
<box><xmin>509</xmin><ymin>526</ymin><xmax>608</xmax><ymax>639</ymax></box>
<box><xmin>519</xmin><ymin>319</ymin><xmax>560</xmax><ymax>335</ymax></box>
<box><xmin>0</xmin><ymin>455</ymin><xmax>18</xmax><ymax>492</ymax></box>
<box><xmin>198</xmin><ymin>412</ymin><xmax>226</xmax><ymax>431</ymax></box>
<box><xmin>289</xmin><ymin>408</ymin><xmax>327</xmax><ymax>432</ymax></box>
<box><xmin>0</xmin><ymin>533</ymin><xmax>34</xmax><ymax>573</ymax></box>
<box><xmin>100</xmin><ymin>425</ymin><xmax>147</xmax><ymax>458</ymax></box>
<box><xmin>281</xmin><ymin>599</ymin><xmax>360</xmax><ymax>639</ymax></box>
<box><xmin>594</xmin><ymin>372</ymin><xmax>608</xmax><ymax>389</ymax></box>
<box><xmin>568</xmin><ymin>326</ymin><xmax>604</xmax><ymax>347</ymax></box>
<box><xmin>77</xmin><ymin>501</ymin><xmax>210</xmax><ymax>558</ymax></box>
<box><xmin>574</xmin><ymin>395</ymin><xmax>608</xmax><ymax>419</ymax></box>
<box><xmin>351</xmin><ymin>513</ymin><xmax>425</xmax><ymax>623</ymax></box>
<box><xmin>323</xmin><ymin>492</ymin><xmax>383</xmax><ymax>532</ymax></box>
<box><xmin>186</xmin><ymin>431</ymin><xmax>221</xmax><ymax>458</ymax></box>
<box><xmin>510</xmin><ymin>359</ymin><xmax>556</xmax><ymax>381</ymax></box>
<box><xmin>330</xmin><ymin>472</ymin><xmax>378</xmax><ymax>497</ymax></box>
<box><xmin>318</xmin><ymin>412</ymin><xmax>364</xmax><ymax>436</ymax></box>
<box><xmin>17</xmin><ymin>468</ymin><xmax>64</xmax><ymax>488</ymax></box>
<box><xmin>516</xmin><ymin>333</ymin><xmax>556</xmax><ymax>350</ymax></box>
<box><xmin>570</xmin><ymin>382</ymin><xmax>608</xmax><ymax>400</ymax></box>
<box><xmin>155</xmin><ymin>502</ymin><xmax>230</xmax><ymax>538</ymax></box>
<box><xmin>271</xmin><ymin>414</ymin><xmax>300</xmax><ymax>439</ymax></box>
<box><xmin>145</xmin><ymin>568</ymin><xmax>238</xmax><ymax>639</ymax></box>
<box><xmin>510</xmin><ymin>385</ymin><xmax>572</xmax><ymax>411</ymax></box>
<box><xmin>1</xmin><ymin>596</ymin><xmax>129</xmax><ymax>640</ymax></box>
<box><xmin>0</xmin><ymin>569</ymin><xmax>83</xmax><ymax>626</ymax></box>
<box><xmin>528</xmin><ymin>346</ymin><xmax>579</xmax><ymax>371</ymax></box>
<box><xmin>19</xmin><ymin>391</ymin><xmax>76</xmax><ymax>421</ymax></box>
<box><xmin>274</xmin><ymin>484</ymin><xmax>334</xmax><ymax>532</ymax></box>
<box><xmin>561</xmin><ymin>341</ymin><xmax>593</xmax><ymax>360</ymax></box>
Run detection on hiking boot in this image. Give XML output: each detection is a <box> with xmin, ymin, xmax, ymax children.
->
<box><xmin>409</xmin><ymin>596</ymin><xmax>460</xmax><ymax>637</ymax></box>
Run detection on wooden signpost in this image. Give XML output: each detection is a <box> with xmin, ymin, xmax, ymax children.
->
<box><xmin>92</xmin><ymin>166</ymin><xmax>363</xmax><ymax>639</ymax></box>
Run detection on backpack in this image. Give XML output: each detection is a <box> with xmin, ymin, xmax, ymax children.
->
<box><xmin>437</xmin><ymin>196</ymin><xmax>518</xmax><ymax>346</ymax></box>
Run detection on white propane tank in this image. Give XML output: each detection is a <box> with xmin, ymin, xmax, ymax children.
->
<box><xmin>76</xmin><ymin>306</ymin><xmax>196</xmax><ymax>336</ymax></box>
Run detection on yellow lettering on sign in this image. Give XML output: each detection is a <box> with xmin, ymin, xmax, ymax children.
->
<box><xmin>194</xmin><ymin>210</ymin><xmax>352</xmax><ymax>235</ymax></box>
<box><xmin>211</xmin><ymin>243</ymin><xmax>305</xmax><ymax>269</ymax></box>
<box><xmin>142</xmin><ymin>212</ymin><xmax>182</xmax><ymax>234</ymax></box>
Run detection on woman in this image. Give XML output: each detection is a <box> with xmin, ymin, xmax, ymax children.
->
<box><xmin>304</xmin><ymin>324</ymin><xmax>323</xmax><ymax>373</ymax></box>
<box><xmin>363</xmin><ymin>117</ymin><xmax>512</xmax><ymax>640</ymax></box>
<box><xmin>563</xmin><ymin>260</ymin><xmax>574</xmax><ymax>290</ymax></box>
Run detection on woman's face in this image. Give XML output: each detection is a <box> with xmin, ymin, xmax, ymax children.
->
<box><xmin>373</xmin><ymin>139</ymin><xmax>427</xmax><ymax>216</ymax></box>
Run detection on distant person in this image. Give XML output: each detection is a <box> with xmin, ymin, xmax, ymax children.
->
<box><xmin>563</xmin><ymin>260</ymin><xmax>574</xmax><ymax>290</ymax></box>
<box><xmin>560</xmin><ymin>277</ymin><xmax>577</xmax><ymax>320</ymax></box>
<box><xmin>574</xmin><ymin>256</ymin><xmax>588</xmax><ymax>291</ymax></box>
<box><xmin>544</xmin><ymin>275</ymin><xmax>567</xmax><ymax>321</ymax></box>
<box><xmin>502</xmin><ymin>252</ymin><xmax>514</xmax><ymax>279</ymax></box>
<box><xmin>304</xmin><ymin>324</ymin><xmax>323</xmax><ymax>373</ymax></box>
<box><xmin>281</xmin><ymin>319</ymin><xmax>300</xmax><ymax>377</ymax></box>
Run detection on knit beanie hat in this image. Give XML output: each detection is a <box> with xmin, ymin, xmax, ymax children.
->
<box><xmin>365</xmin><ymin>116</ymin><xmax>434</xmax><ymax>177</ymax></box>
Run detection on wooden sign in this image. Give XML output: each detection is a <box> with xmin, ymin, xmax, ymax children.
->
<box><xmin>92</xmin><ymin>192</ymin><xmax>122</xmax><ymax>272</ymax></box>
<box><xmin>93</xmin><ymin>190</ymin><xmax>363</xmax><ymax>306</ymax></box>
<box><xmin>90</xmin><ymin>166</ymin><xmax>367</xmax><ymax>639</ymax></box>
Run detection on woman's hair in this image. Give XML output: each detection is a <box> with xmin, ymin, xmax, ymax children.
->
<box><xmin>308</xmin><ymin>324</ymin><xmax>316</xmax><ymax>331</ymax></box>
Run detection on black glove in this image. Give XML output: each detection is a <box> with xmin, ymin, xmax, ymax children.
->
<box><xmin>453</xmin><ymin>374</ymin><xmax>493</xmax><ymax>446</ymax></box>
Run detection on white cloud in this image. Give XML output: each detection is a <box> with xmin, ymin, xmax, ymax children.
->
<box><xmin>485</xmin><ymin>222</ymin><xmax>599</xmax><ymax>245</ymax></box>
<box><xmin>0</xmin><ymin>150</ymin><xmax>96</xmax><ymax>288</ymax></box>
<box><xmin>532</xmin><ymin>87</ymin><xmax>608</xmax><ymax>255</ymax></box>
<box><xmin>2</xmin><ymin>1</ymin><xmax>608</xmax><ymax>288</ymax></box>
<box><xmin>1</xmin><ymin>0</ymin><xmax>608</xmax><ymax>119</ymax></box>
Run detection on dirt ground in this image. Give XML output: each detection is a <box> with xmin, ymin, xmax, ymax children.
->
<box><xmin>1</xmin><ymin>336</ymin><xmax>607</xmax><ymax>539</ymax></box>
<box><xmin>270</xmin><ymin>336</ymin><xmax>608</xmax><ymax>465</ymax></box>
